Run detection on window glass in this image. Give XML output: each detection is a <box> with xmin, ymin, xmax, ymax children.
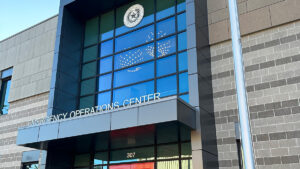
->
<box><xmin>110</xmin><ymin>164</ymin><xmax>130</xmax><ymax>169</ymax></box>
<box><xmin>110</xmin><ymin>146</ymin><xmax>154</xmax><ymax>164</ymax></box>
<box><xmin>99</xmin><ymin>56</ymin><xmax>112</xmax><ymax>74</ymax></box>
<box><xmin>94</xmin><ymin>132</ymin><xmax>110</xmax><ymax>151</ymax></box>
<box><xmin>115</xmin><ymin>43</ymin><xmax>154</xmax><ymax>70</ymax></box>
<box><xmin>177</xmin><ymin>13</ymin><xmax>186</xmax><ymax>31</ymax></box>
<box><xmin>82</xmin><ymin>61</ymin><xmax>97</xmax><ymax>79</ymax></box>
<box><xmin>74</xmin><ymin>154</ymin><xmax>90</xmax><ymax>167</ymax></box>
<box><xmin>109</xmin><ymin>163</ymin><xmax>154</xmax><ymax>169</ymax></box>
<box><xmin>0</xmin><ymin>79</ymin><xmax>11</xmax><ymax>115</ymax></box>
<box><xmin>80</xmin><ymin>95</ymin><xmax>95</xmax><ymax>109</ymax></box>
<box><xmin>180</xmin><ymin>94</ymin><xmax>189</xmax><ymax>103</ymax></box>
<box><xmin>157</xmin><ymin>36</ymin><xmax>176</xmax><ymax>57</ymax></box>
<box><xmin>156</xmin><ymin>17</ymin><xmax>175</xmax><ymax>39</ymax></box>
<box><xmin>114</xmin><ymin>62</ymin><xmax>154</xmax><ymax>87</ymax></box>
<box><xmin>1</xmin><ymin>68</ymin><xmax>12</xmax><ymax>78</ymax></box>
<box><xmin>73</xmin><ymin>123</ymin><xmax>192</xmax><ymax>169</ymax></box>
<box><xmin>97</xmin><ymin>91</ymin><xmax>111</xmax><ymax>106</ymax></box>
<box><xmin>157</xmin><ymin>144</ymin><xmax>179</xmax><ymax>160</ymax></box>
<box><xmin>84</xmin><ymin>17</ymin><xmax>98</xmax><ymax>47</ymax></box>
<box><xmin>178</xmin><ymin>32</ymin><xmax>187</xmax><ymax>51</ymax></box>
<box><xmin>157</xmin><ymin>161</ymin><xmax>179</xmax><ymax>169</ymax></box>
<box><xmin>178</xmin><ymin>52</ymin><xmax>188</xmax><ymax>71</ymax></box>
<box><xmin>182</xmin><ymin>159</ymin><xmax>193</xmax><ymax>169</ymax></box>
<box><xmin>83</xmin><ymin>46</ymin><xmax>98</xmax><ymax>63</ymax></box>
<box><xmin>157</xmin><ymin>122</ymin><xmax>178</xmax><ymax>144</ymax></box>
<box><xmin>115</xmin><ymin>25</ymin><xmax>154</xmax><ymax>52</ymax></box>
<box><xmin>181</xmin><ymin>142</ymin><xmax>192</xmax><ymax>158</ymax></box>
<box><xmin>94</xmin><ymin>166</ymin><xmax>108</xmax><ymax>169</ymax></box>
<box><xmin>113</xmin><ymin>81</ymin><xmax>154</xmax><ymax>105</ymax></box>
<box><xmin>100</xmin><ymin>40</ymin><xmax>114</xmax><ymax>57</ymax></box>
<box><xmin>23</xmin><ymin>163</ymin><xmax>39</xmax><ymax>169</ymax></box>
<box><xmin>177</xmin><ymin>0</ymin><xmax>186</xmax><ymax>12</ymax></box>
<box><xmin>157</xmin><ymin>75</ymin><xmax>177</xmax><ymax>97</ymax></box>
<box><xmin>111</xmin><ymin>126</ymin><xmax>155</xmax><ymax>149</ymax></box>
<box><xmin>179</xmin><ymin>72</ymin><xmax>189</xmax><ymax>93</ymax></box>
<box><xmin>94</xmin><ymin>152</ymin><xmax>108</xmax><ymax>165</ymax></box>
<box><xmin>99</xmin><ymin>74</ymin><xmax>112</xmax><ymax>92</ymax></box>
<box><xmin>180</xmin><ymin>124</ymin><xmax>191</xmax><ymax>141</ymax></box>
<box><xmin>116</xmin><ymin>0</ymin><xmax>154</xmax><ymax>35</ymax></box>
<box><xmin>157</xmin><ymin>55</ymin><xmax>176</xmax><ymax>77</ymax></box>
<box><xmin>100</xmin><ymin>10</ymin><xmax>114</xmax><ymax>41</ymax></box>
<box><xmin>156</xmin><ymin>0</ymin><xmax>175</xmax><ymax>20</ymax></box>
<box><xmin>81</xmin><ymin>78</ymin><xmax>96</xmax><ymax>96</ymax></box>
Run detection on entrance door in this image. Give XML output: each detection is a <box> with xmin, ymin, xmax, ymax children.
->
<box><xmin>110</xmin><ymin>162</ymin><xmax>154</xmax><ymax>169</ymax></box>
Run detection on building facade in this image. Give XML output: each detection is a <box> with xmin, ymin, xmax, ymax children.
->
<box><xmin>0</xmin><ymin>0</ymin><xmax>300</xmax><ymax>169</ymax></box>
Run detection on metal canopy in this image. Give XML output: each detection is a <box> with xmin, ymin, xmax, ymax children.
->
<box><xmin>17</xmin><ymin>96</ymin><xmax>196</xmax><ymax>149</ymax></box>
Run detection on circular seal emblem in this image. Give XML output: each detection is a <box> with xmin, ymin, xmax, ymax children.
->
<box><xmin>124</xmin><ymin>4</ymin><xmax>144</xmax><ymax>28</ymax></box>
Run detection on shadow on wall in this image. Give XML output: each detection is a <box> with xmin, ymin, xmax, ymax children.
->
<box><xmin>195</xmin><ymin>0</ymin><xmax>219</xmax><ymax>168</ymax></box>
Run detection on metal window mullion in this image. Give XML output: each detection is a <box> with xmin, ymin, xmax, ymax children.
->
<box><xmin>154</xmin><ymin>1</ymin><xmax>158</xmax><ymax>167</ymax></box>
<box><xmin>80</xmin><ymin>69</ymin><xmax>187</xmax><ymax>99</ymax></box>
<box><xmin>154</xmin><ymin>0</ymin><xmax>158</xmax><ymax>94</ymax></box>
<box><xmin>154</xmin><ymin>123</ymin><xmax>158</xmax><ymax>169</ymax></box>
<box><xmin>95</xmin><ymin>15</ymin><xmax>101</xmax><ymax>108</ymax></box>
<box><xmin>82</xmin><ymin>32</ymin><xmax>188</xmax><ymax>66</ymax></box>
<box><xmin>175</xmin><ymin>0</ymin><xmax>180</xmax><ymax>101</ymax></box>
<box><xmin>82</xmin><ymin>11</ymin><xmax>186</xmax><ymax>51</ymax></box>
<box><xmin>110</xmin><ymin>8</ymin><xmax>117</xmax><ymax>105</ymax></box>
<box><xmin>78</xmin><ymin>19</ymin><xmax>88</xmax><ymax>110</ymax></box>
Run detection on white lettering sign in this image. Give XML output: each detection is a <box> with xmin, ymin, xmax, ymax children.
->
<box><xmin>29</xmin><ymin>93</ymin><xmax>161</xmax><ymax>126</ymax></box>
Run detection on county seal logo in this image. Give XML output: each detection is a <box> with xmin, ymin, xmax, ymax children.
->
<box><xmin>124</xmin><ymin>4</ymin><xmax>144</xmax><ymax>28</ymax></box>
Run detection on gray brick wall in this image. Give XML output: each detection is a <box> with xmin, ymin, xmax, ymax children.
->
<box><xmin>0</xmin><ymin>17</ymin><xmax>56</xmax><ymax>169</ymax></box>
<box><xmin>211</xmin><ymin>20</ymin><xmax>300</xmax><ymax>168</ymax></box>
<box><xmin>208</xmin><ymin>0</ymin><xmax>300</xmax><ymax>44</ymax></box>
<box><xmin>0</xmin><ymin>93</ymin><xmax>48</xmax><ymax>169</ymax></box>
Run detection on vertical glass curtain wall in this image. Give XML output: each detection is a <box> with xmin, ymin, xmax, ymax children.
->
<box><xmin>80</xmin><ymin>0</ymin><xmax>188</xmax><ymax>109</ymax></box>
<box><xmin>73</xmin><ymin>123</ymin><xmax>193</xmax><ymax>169</ymax></box>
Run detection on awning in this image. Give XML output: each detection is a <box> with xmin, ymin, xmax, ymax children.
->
<box><xmin>17</xmin><ymin>96</ymin><xmax>196</xmax><ymax>149</ymax></box>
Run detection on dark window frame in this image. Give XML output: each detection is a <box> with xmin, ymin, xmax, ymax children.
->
<box><xmin>0</xmin><ymin>68</ymin><xmax>12</xmax><ymax>116</ymax></box>
<box><xmin>21</xmin><ymin>162</ymin><xmax>39</xmax><ymax>169</ymax></box>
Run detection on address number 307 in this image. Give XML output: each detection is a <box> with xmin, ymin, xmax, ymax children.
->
<box><xmin>127</xmin><ymin>152</ymin><xmax>136</xmax><ymax>158</ymax></box>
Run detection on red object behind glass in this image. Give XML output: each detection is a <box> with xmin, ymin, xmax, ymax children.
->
<box><xmin>110</xmin><ymin>162</ymin><xmax>154</xmax><ymax>169</ymax></box>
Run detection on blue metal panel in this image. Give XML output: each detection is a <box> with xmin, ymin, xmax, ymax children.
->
<box><xmin>48</xmin><ymin>0</ymin><xmax>83</xmax><ymax>117</ymax></box>
<box><xmin>38</xmin><ymin>123</ymin><xmax>59</xmax><ymax>142</ymax></box>
<box><xmin>58</xmin><ymin>113</ymin><xmax>111</xmax><ymax>138</ymax></box>
<box><xmin>111</xmin><ymin>108</ymin><xmax>138</xmax><ymax>130</ymax></box>
<box><xmin>17</xmin><ymin>127</ymin><xmax>39</xmax><ymax>145</ymax></box>
<box><xmin>60</xmin><ymin>0</ymin><xmax>76</xmax><ymax>6</ymax></box>
<box><xmin>177</xmin><ymin>99</ymin><xmax>196</xmax><ymax>129</ymax></box>
<box><xmin>22</xmin><ymin>150</ymin><xmax>40</xmax><ymax>163</ymax></box>
<box><xmin>138</xmin><ymin>99</ymin><xmax>177</xmax><ymax>126</ymax></box>
<box><xmin>18</xmin><ymin>97</ymin><xmax>196</xmax><ymax>147</ymax></box>
<box><xmin>52</xmin><ymin>88</ymin><xmax>77</xmax><ymax>113</ymax></box>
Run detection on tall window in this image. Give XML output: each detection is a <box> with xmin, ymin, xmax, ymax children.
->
<box><xmin>0</xmin><ymin>68</ymin><xmax>12</xmax><ymax>115</ymax></box>
<box><xmin>80</xmin><ymin>0</ymin><xmax>188</xmax><ymax>109</ymax></box>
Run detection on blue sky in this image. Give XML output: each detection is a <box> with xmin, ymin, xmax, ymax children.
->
<box><xmin>0</xmin><ymin>0</ymin><xmax>60</xmax><ymax>41</ymax></box>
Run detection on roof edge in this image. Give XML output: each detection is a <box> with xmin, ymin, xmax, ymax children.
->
<box><xmin>0</xmin><ymin>14</ymin><xmax>59</xmax><ymax>43</ymax></box>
